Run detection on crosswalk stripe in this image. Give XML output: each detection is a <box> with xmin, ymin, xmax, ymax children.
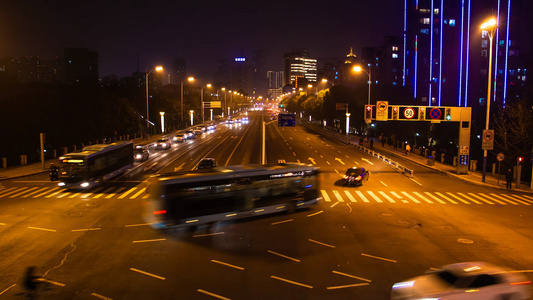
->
<box><xmin>106</xmin><ymin>187</ymin><xmax>126</xmax><ymax>199</ymax></box>
<box><xmin>0</xmin><ymin>187</ymin><xmax>18</xmax><ymax>197</ymax></box>
<box><xmin>477</xmin><ymin>193</ymin><xmax>506</xmax><ymax>205</ymax></box>
<box><xmin>446</xmin><ymin>192</ymin><xmax>470</xmax><ymax>204</ymax></box>
<box><xmin>332</xmin><ymin>190</ymin><xmax>344</xmax><ymax>202</ymax></box>
<box><xmin>413</xmin><ymin>192</ymin><xmax>433</xmax><ymax>204</ymax></box>
<box><xmin>9</xmin><ymin>187</ymin><xmax>36</xmax><ymax>198</ymax></box>
<box><xmin>390</xmin><ymin>191</ymin><xmax>407</xmax><ymax>203</ymax></box>
<box><xmin>33</xmin><ymin>187</ymin><xmax>59</xmax><ymax>198</ymax></box>
<box><xmin>130</xmin><ymin>188</ymin><xmax>147</xmax><ymax>199</ymax></box>
<box><xmin>435</xmin><ymin>192</ymin><xmax>458</xmax><ymax>204</ymax></box>
<box><xmin>56</xmin><ymin>191</ymin><xmax>71</xmax><ymax>198</ymax></box>
<box><xmin>355</xmin><ymin>191</ymin><xmax>370</xmax><ymax>203</ymax></box>
<box><xmin>490</xmin><ymin>193</ymin><xmax>517</xmax><ymax>205</ymax></box>
<box><xmin>500</xmin><ymin>194</ymin><xmax>530</xmax><ymax>206</ymax></box>
<box><xmin>82</xmin><ymin>187</ymin><xmax>104</xmax><ymax>198</ymax></box>
<box><xmin>68</xmin><ymin>192</ymin><xmax>81</xmax><ymax>199</ymax></box>
<box><xmin>511</xmin><ymin>195</ymin><xmax>533</xmax><ymax>204</ymax></box>
<box><xmin>118</xmin><ymin>187</ymin><xmax>137</xmax><ymax>199</ymax></box>
<box><xmin>523</xmin><ymin>195</ymin><xmax>533</xmax><ymax>201</ymax></box>
<box><xmin>457</xmin><ymin>192</ymin><xmax>482</xmax><ymax>204</ymax></box>
<box><xmin>424</xmin><ymin>192</ymin><xmax>447</xmax><ymax>204</ymax></box>
<box><xmin>468</xmin><ymin>193</ymin><xmax>494</xmax><ymax>205</ymax></box>
<box><xmin>321</xmin><ymin>190</ymin><xmax>332</xmax><ymax>202</ymax></box>
<box><xmin>378</xmin><ymin>191</ymin><xmax>395</xmax><ymax>203</ymax></box>
<box><xmin>93</xmin><ymin>187</ymin><xmax>114</xmax><ymax>198</ymax></box>
<box><xmin>46</xmin><ymin>189</ymin><xmax>65</xmax><ymax>198</ymax></box>
<box><xmin>21</xmin><ymin>187</ymin><xmax>49</xmax><ymax>198</ymax></box>
<box><xmin>401</xmin><ymin>192</ymin><xmax>421</xmax><ymax>203</ymax></box>
<box><xmin>344</xmin><ymin>190</ymin><xmax>357</xmax><ymax>202</ymax></box>
<box><xmin>367</xmin><ymin>191</ymin><xmax>383</xmax><ymax>203</ymax></box>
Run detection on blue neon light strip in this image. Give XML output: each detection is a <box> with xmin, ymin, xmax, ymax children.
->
<box><xmin>414</xmin><ymin>35</ymin><xmax>418</xmax><ymax>99</ymax></box>
<box><xmin>458</xmin><ymin>0</ymin><xmax>465</xmax><ymax>106</ymax></box>
<box><xmin>493</xmin><ymin>0</ymin><xmax>501</xmax><ymax>103</ymax></box>
<box><xmin>438</xmin><ymin>0</ymin><xmax>443</xmax><ymax>106</ymax></box>
<box><xmin>503</xmin><ymin>0</ymin><xmax>511</xmax><ymax>106</ymax></box>
<box><xmin>403</xmin><ymin>0</ymin><xmax>407</xmax><ymax>87</ymax></box>
<box><xmin>429</xmin><ymin>0</ymin><xmax>434</xmax><ymax>104</ymax></box>
<box><xmin>464</xmin><ymin>0</ymin><xmax>471</xmax><ymax>107</ymax></box>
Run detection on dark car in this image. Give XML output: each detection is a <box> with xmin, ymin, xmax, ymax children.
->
<box><xmin>133</xmin><ymin>146</ymin><xmax>149</xmax><ymax>161</ymax></box>
<box><xmin>342</xmin><ymin>167</ymin><xmax>369</xmax><ymax>186</ymax></box>
<box><xmin>184</xmin><ymin>130</ymin><xmax>195</xmax><ymax>139</ymax></box>
<box><xmin>155</xmin><ymin>138</ymin><xmax>171</xmax><ymax>150</ymax></box>
<box><xmin>196</xmin><ymin>158</ymin><xmax>218</xmax><ymax>170</ymax></box>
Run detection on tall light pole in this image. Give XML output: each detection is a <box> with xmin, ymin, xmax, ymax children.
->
<box><xmin>200</xmin><ymin>83</ymin><xmax>212</xmax><ymax>124</ymax></box>
<box><xmin>353</xmin><ymin>65</ymin><xmax>371</xmax><ymax>106</ymax></box>
<box><xmin>221</xmin><ymin>87</ymin><xmax>226</xmax><ymax>117</ymax></box>
<box><xmin>160</xmin><ymin>111</ymin><xmax>165</xmax><ymax>134</ymax></box>
<box><xmin>146</xmin><ymin>66</ymin><xmax>163</xmax><ymax>133</ymax></box>
<box><xmin>180</xmin><ymin>77</ymin><xmax>195</xmax><ymax>126</ymax></box>
<box><xmin>481</xmin><ymin>17</ymin><xmax>497</xmax><ymax>183</ymax></box>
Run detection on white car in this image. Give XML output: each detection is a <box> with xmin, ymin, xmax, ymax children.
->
<box><xmin>391</xmin><ymin>262</ymin><xmax>531</xmax><ymax>300</ymax></box>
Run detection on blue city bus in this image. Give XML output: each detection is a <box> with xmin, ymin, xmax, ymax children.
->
<box><xmin>58</xmin><ymin>141</ymin><xmax>134</xmax><ymax>189</ymax></box>
<box><xmin>144</xmin><ymin>163</ymin><xmax>321</xmax><ymax>229</ymax></box>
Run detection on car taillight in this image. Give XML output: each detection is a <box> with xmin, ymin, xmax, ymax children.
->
<box><xmin>355</xmin><ymin>176</ymin><xmax>362</xmax><ymax>181</ymax></box>
<box><xmin>153</xmin><ymin>210</ymin><xmax>167</xmax><ymax>215</ymax></box>
<box><xmin>343</xmin><ymin>175</ymin><xmax>349</xmax><ymax>179</ymax></box>
<box><xmin>510</xmin><ymin>281</ymin><xmax>531</xmax><ymax>286</ymax></box>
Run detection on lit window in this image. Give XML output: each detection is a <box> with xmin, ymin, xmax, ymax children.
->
<box><xmin>392</xmin><ymin>53</ymin><xmax>398</xmax><ymax>58</ymax></box>
<box><xmin>481</xmin><ymin>40</ymin><xmax>488</xmax><ymax>48</ymax></box>
<box><xmin>420</xmin><ymin>29</ymin><xmax>429</xmax><ymax>34</ymax></box>
<box><xmin>434</xmin><ymin>8</ymin><xmax>439</xmax><ymax>14</ymax></box>
<box><xmin>392</xmin><ymin>46</ymin><xmax>398</xmax><ymax>51</ymax></box>
<box><xmin>522</xmin><ymin>75</ymin><xmax>526</xmax><ymax>81</ymax></box>
<box><xmin>449</xmin><ymin>19</ymin><xmax>455</xmax><ymax>26</ymax></box>
<box><xmin>423</xmin><ymin>18</ymin><xmax>430</xmax><ymax>24</ymax></box>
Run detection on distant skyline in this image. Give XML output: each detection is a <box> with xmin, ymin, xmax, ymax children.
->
<box><xmin>0</xmin><ymin>0</ymin><xmax>403</xmax><ymax>81</ymax></box>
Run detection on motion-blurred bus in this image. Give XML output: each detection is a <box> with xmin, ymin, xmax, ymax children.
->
<box><xmin>144</xmin><ymin>163</ymin><xmax>320</xmax><ymax>228</ymax></box>
<box><xmin>58</xmin><ymin>141</ymin><xmax>134</xmax><ymax>189</ymax></box>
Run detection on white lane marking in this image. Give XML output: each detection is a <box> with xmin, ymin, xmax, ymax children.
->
<box><xmin>355</xmin><ymin>191</ymin><xmax>370</xmax><ymax>203</ymax></box>
<box><xmin>321</xmin><ymin>190</ymin><xmax>331</xmax><ymax>202</ymax></box>
<box><xmin>344</xmin><ymin>190</ymin><xmax>357</xmax><ymax>202</ymax></box>
<box><xmin>270</xmin><ymin>276</ymin><xmax>313</xmax><ymax>289</ymax></box>
<box><xmin>267</xmin><ymin>250</ymin><xmax>300</xmax><ymax>262</ymax></box>
<box><xmin>424</xmin><ymin>192</ymin><xmax>447</xmax><ymax>204</ymax></box>
<box><xmin>361</xmin><ymin>253</ymin><xmax>397</xmax><ymax>263</ymax></box>
<box><xmin>129</xmin><ymin>268</ymin><xmax>166</xmax><ymax>280</ymax></box>
<box><xmin>333</xmin><ymin>190</ymin><xmax>344</xmax><ymax>202</ymax></box>
<box><xmin>367</xmin><ymin>191</ymin><xmax>383</xmax><ymax>203</ymax></box>
<box><xmin>435</xmin><ymin>192</ymin><xmax>458</xmax><ymax>204</ymax></box>
<box><xmin>378</xmin><ymin>191</ymin><xmax>395</xmax><ymax>203</ymax></box>
<box><xmin>401</xmin><ymin>191</ymin><xmax>421</xmax><ymax>203</ymax></box>
<box><xmin>412</xmin><ymin>192</ymin><xmax>433</xmax><ymax>204</ymax></box>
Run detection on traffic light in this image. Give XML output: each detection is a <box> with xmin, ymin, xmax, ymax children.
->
<box><xmin>445</xmin><ymin>108</ymin><xmax>452</xmax><ymax>121</ymax></box>
<box><xmin>365</xmin><ymin>105</ymin><xmax>372</xmax><ymax>120</ymax></box>
<box><xmin>518</xmin><ymin>157</ymin><xmax>524</xmax><ymax>165</ymax></box>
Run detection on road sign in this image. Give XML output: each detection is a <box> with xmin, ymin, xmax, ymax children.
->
<box><xmin>482</xmin><ymin>129</ymin><xmax>494</xmax><ymax>150</ymax></box>
<box><xmin>277</xmin><ymin>114</ymin><xmax>296</xmax><ymax>127</ymax></box>
<box><xmin>403</xmin><ymin>107</ymin><xmax>415</xmax><ymax>119</ymax></box>
<box><xmin>376</xmin><ymin>101</ymin><xmax>388</xmax><ymax>121</ymax></box>
<box><xmin>429</xmin><ymin>107</ymin><xmax>442</xmax><ymax>119</ymax></box>
<box><xmin>336</xmin><ymin>103</ymin><xmax>347</xmax><ymax>110</ymax></box>
<box><xmin>497</xmin><ymin>152</ymin><xmax>505</xmax><ymax>162</ymax></box>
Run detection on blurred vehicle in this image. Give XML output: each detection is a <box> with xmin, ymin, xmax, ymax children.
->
<box><xmin>193</xmin><ymin>128</ymin><xmax>203</xmax><ymax>135</ymax></box>
<box><xmin>184</xmin><ymin>130</ymin><xmax>195</xmax><ymax>139</ymax></box>
<box><xmin>242</xmin><ymin>116</ymin><xmax>249</xmax><ymax>123</ymax></box>
<box><xmin>342</xmin><ymin>167</ymin><xmax>369</xmax><ymax>186</ymax></box>
<box><xmin>134</xmin><ymin>146</ymin><xmax>149</xmax><ymax>161</ymax></box>
<box><xmin>173</xmin><ymin>134</ymin><xmax>186</xmax><ymax>143</ymax></box>
<box><xmin>391</xmin><ymin>262</ymin><xmax>531</xmax><ymax>300</ymax></box>
<box><xmin>155</xmin><ymin>138</ymin><xmax>171</xmax><ymax>150</ymax></box>
<box><xmin>195</xmin><ymin>158</ymin><xmax>218</xmax><ymax>170</ymax></box>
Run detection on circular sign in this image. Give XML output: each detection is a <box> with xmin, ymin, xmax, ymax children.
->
<box><xmin>429</xmin><ymin>107</ymin><xmax>441</xmax><ymax>119</ymax></box>
<box><xmin>403</xmin><ymin>107</ymin><xmax>415</xmax><ymax>119</ymax></box>
<box><xmin>483</xmin><ymin>131</ymin><xmax>493</xmax><ymax>141</ymax></box>
<box><xmin>377</xmin><ymin>101</ymin><xmax>387</xmax><ymax>112</ymax></box>
<box><xmin>497</xmin><ymin>152</ymin><xmax>505</xmax><ymax>162</ymax></box>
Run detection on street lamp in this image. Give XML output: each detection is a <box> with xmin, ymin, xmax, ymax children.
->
<box><xmin>146</xmin><ymin>66</ymin><xmax>163</xmax><ymax>133</ymax></box>
<box><xmin>321</xmin><ymin>78</ymin><xmax>334</xmax><ymax>87</ymax></box>
<box><xmin>160</xmin><ymin>111</ymin><xmax>165</xmax><ymax>134</ymax></box>
<box><xmin>353</xmin><ymin>65</ymin><xmax>372</xmax><ymax>106</ymax></box>
<box><xmin>480</xmin><ymin>17</ymin><xmax>497</xmax><ymax>183</ymax></box>
<box><xmin>189</xmin><ymin>110</ymin><xmax>195</xmax><ymax>126</ymax></box>
<box><xmin>181</xmin><ymin>77</ymin><xmax>195</xmax><ymax>126</ymax></box>
<box><xmin>201</xmin><ymin>83</ymin><xmax>212</xmax><ymax>124</ymax></box>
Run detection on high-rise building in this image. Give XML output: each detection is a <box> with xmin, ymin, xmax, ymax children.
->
<box><xmin>403</xmin><ymin>0</ymin><xmax>529</xmax><ymax>109</ymax></box>
<box><xmin>230</xmin><ymin>56</ymin><xmax>253</xmax><ymax>94</ymax></box>
<box><xmin>251</xmin><ymin>50</ymin><xmax>267</xmax><ymax>98</ymax></box>
<box><xmin>283</xmin><ymin>49</ymin><xmax>317</xmax><ymax>88</ymax></box>
<box><xmin>173</xmin><ymin>58</ymin><xmax>186</xmax><ymax>85</ymax></box>
<box><xmin>64</xmin><ymin>48</ymin><xmax>98</xmax><ymax>85</ymax></box>
<box><xmin>213</xmin><ymin>58</ymin><xmax>230</xmax><ymax>89</ymax></box>
<box><xmin>267</xmin><ymin>71</ymin><xmax>284</xmax><ymax>100</ymax></box>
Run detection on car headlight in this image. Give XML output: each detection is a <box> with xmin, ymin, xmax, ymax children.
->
<box><xmin>135</xmin><ymin>154</ymin><xmax>142</xmax><ymax>159</ymax></box>
<box><xmin>80</xmin><ymin>182</ymin><xmax>90</xmax><ymax>188</ymax></box>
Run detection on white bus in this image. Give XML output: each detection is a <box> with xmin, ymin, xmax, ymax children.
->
<box><xmin>144</xmin><ymin>163</ymin><xmax>320</xmax><ymax>229</ymax></box>
<box><xmin>58</xmin><ymin>141</ymin><xmax>134</xmax><ymax>189</ymax></box>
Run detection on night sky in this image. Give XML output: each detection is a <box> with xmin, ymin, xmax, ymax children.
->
<box><xmin>0</xmin><ymin>0</ymin><xmax>403</xmax><ymax>81</ymax></box>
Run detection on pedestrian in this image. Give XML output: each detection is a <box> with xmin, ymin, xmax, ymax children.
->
<box><xmin>381</xmin><ymin>138</ymin><xmax>385</xmax><ymax>147</ymax></box>
<box><xmin>405</xmin><ymin>143</ymin><xmax>411</xmax><ymax>156</ymax></box>
<box><xmin>505</xmin><ymin>168</ymin><xmax>513</xmax><ymax>189</ymax></box>
<box><xmin>23</xmin><ymin>266</ymin><xmax>39</xmax><ymax>299</ymax></box>
<box><xmin>370</xmin><ymin>139</ymin><xmax>374</xmax><ymax>149</ymax></box>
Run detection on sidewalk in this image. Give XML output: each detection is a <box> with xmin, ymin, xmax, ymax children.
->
<box><xmin>0</xmin><ymin>134</ymin><xmax>163</xmax><ymax>181</ymax></box>
<box><xmin>302</xmin><ymin>122</ymin><xmax>533</xmax><ymax>194</ymax></box>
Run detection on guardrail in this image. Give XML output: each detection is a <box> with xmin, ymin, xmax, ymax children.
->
<box><xmin>301</xmin><ymin>122</ymin><xmax>414</xmax><ymax>178</ymax></box>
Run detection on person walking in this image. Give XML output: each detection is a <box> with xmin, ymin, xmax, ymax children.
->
<box><xmin>405</xmin><ymin>143</ymin><xmax>411</xmax><ymax>156</ymax></box>
<box><xmin>505</xmin><ymin>168</ymin><xmax>513</xmax><ymax>189</ymax></box>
